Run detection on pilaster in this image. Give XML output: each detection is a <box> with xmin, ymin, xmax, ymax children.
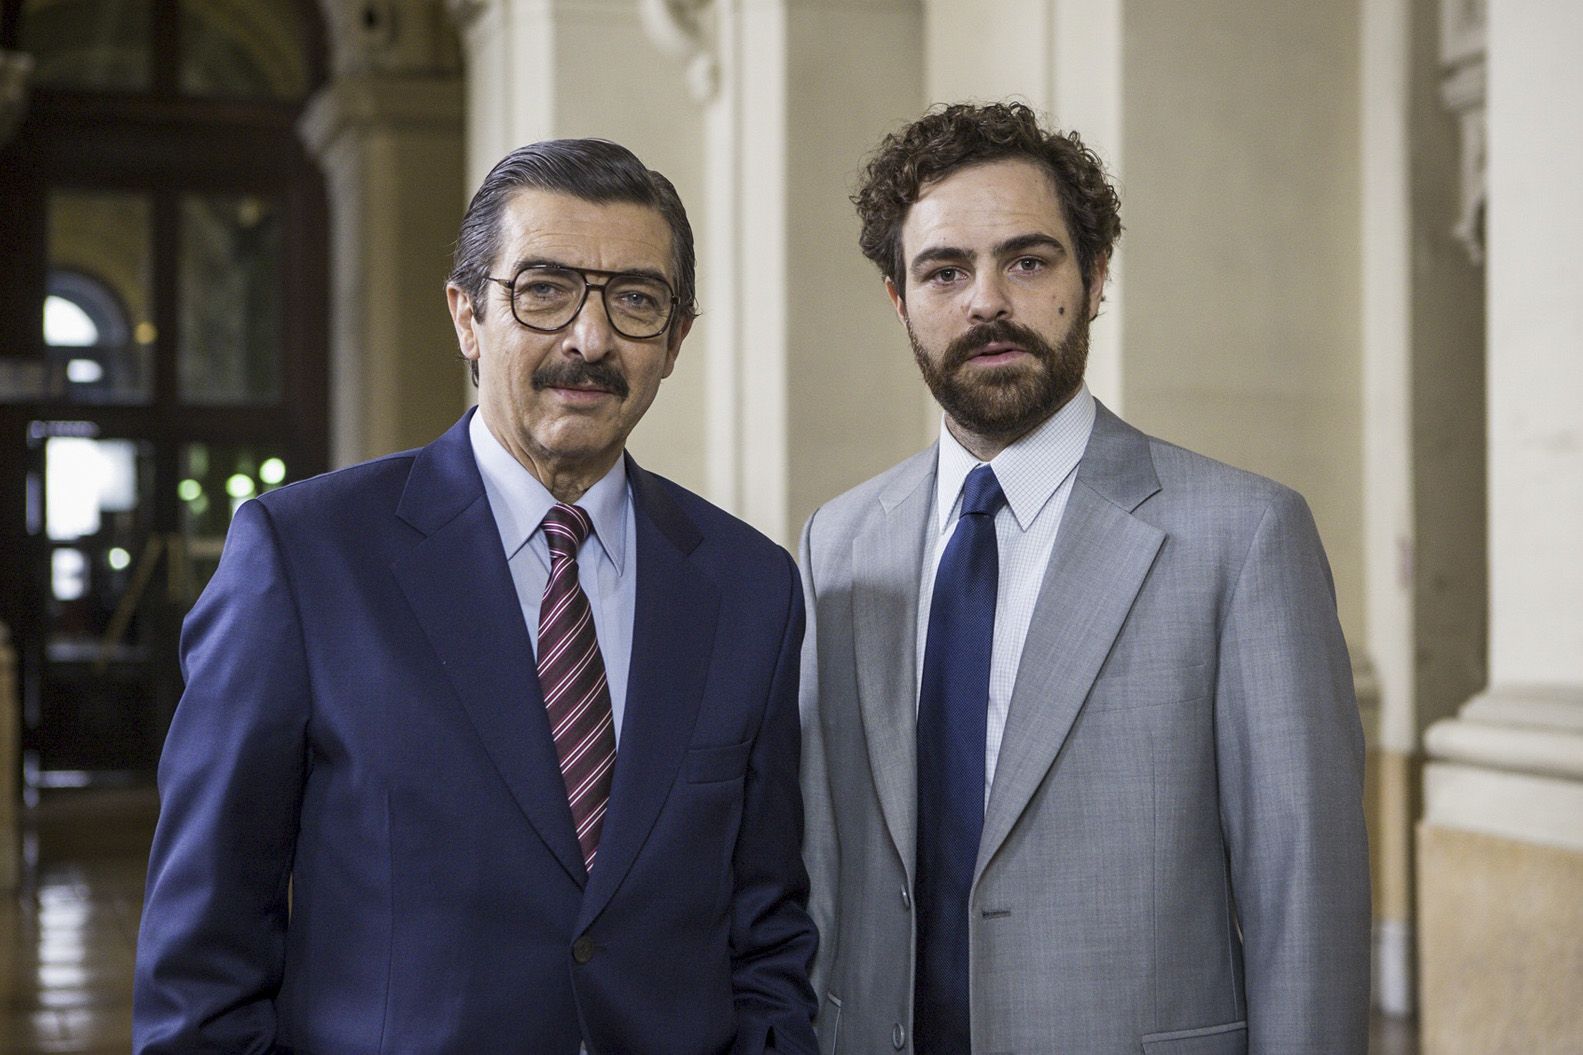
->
<box><xmin>1418</xmin><ymin>0</ymin><xmax>1583</xmax><ymax>1048</ymax></box>
<box><xmin>300</xmin><ymin>68</ymin><xmax>466</xmax><ymax>465</ymax></box>
<box><xmin>715</xmin><ymin>0</ymin><xmax>929</xmax><ymax>543</ymax></box>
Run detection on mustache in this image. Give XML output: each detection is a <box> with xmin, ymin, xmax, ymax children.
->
<box><xmin>942</xmin><ymin>319</ymin><xmax>1056</xmax><ymax>370</ymax></box>
<box><xmin>531</xmin><ymin>358</ymin><xmax>630</xmax><ymax>399</ymax></box>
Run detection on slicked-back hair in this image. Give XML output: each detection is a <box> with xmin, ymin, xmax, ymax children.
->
<box><xmin>450</xmin><ymin>138</ymin><xmax>699</xmax><ymax>377</ymax></box>
<box><xmin>853</xmin><ymin>102</ymin><xmax>1122</xmax><ymax>299</ymax></box>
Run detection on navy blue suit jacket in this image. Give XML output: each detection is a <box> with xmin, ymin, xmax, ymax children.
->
<box><xmin>133</xmin><ymin>412</ymin><xmax>818</xmax><ymax>1054</ymax></box>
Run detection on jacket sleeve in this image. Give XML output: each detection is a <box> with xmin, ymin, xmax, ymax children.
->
<box><xmin>1213</xmin><ymin>487</ymin><xmax>1371</xmax><ymax>1054</ymax></box>
<box><xmin>729</xmin><ymin>548</ymin><xmax>820</xmax><ymax>1055</ymax></box>
<box><xmin>133</xmin><ymin>498</ymin><xmax>311</xmax><ymax>1054</ymax></box>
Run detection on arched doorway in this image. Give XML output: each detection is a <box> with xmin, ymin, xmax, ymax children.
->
<box><xmin>0</xmin><ymin>0</ymin><xmax>329</xmax><ymax>796</ymax></box>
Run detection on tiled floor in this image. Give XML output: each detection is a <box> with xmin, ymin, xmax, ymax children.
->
<box><xmin>2</xmin><ymin>788</ymin><xmax>154</xmax><ymax>1055</ymax></box>
<box><xmin>1</xmin><ymin>788</ymin><xmax>1421</xmax><ymax>1054</ymax></box>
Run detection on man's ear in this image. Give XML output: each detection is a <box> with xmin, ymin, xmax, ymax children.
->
<box><xmin>447</xmin><ymin>284</ymin><xmax>481</xmax><ymax>363</ymax></box>
<box><xmin>1086</xmin><ymin>254</ymin><xmax>1111</xmax><ymax>321</ymax></box>
<box><xmin>885</xmin><ymin>276</ymin><xmax>909</xmax><ymax>326</ymax></box>
<box><xmin>661</xmin><ymin>313</ymin><xmax>694</xmax><ymax>379</ymax></box>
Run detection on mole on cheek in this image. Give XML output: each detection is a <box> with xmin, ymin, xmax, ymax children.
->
<box><xmin>1058</xmin><ymin>305</ymin><xmax>1066</xmax><ymax>315</ymax></box>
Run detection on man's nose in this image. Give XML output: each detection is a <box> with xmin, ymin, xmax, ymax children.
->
<box><xmin>563</xmin><ymin>286</ymin><xmax>617</xmax><ymax>360</ymax></box>
<box><xmin>966</xmin><ymin>272</ymin><xmax>1012</xmax><ymax>323</ymax></box>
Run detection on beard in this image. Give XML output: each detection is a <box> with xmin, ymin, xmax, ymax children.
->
<box><xmin>908</xmin><ymin>312</ymin><xmax>1089</xmax><ymax>444</ymax></box>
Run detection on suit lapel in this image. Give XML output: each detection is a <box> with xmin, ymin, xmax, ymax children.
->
<box><xmin>577</xmin><ymin>459</ymin><xmax>719</xmax><ymax>930</ymax></box>
<box><xmin>975</xmin><ymin>404</ymin><xmax>1165</xmax><ymax>884</ymax></box>
<box><xmin>851</xmin><ymin>450</ymin><xmax>935</xmax><ymax>881</ymax></box>
<box><xmin>391</xmin><ymin>412</ymin><xmax>587</xmax><ymax>886</ymax></box>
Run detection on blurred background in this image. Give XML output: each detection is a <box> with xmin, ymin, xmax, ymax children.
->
<box><xmin>0</xmin><ymin>0</ymin><xmax>1578</xmax><ymax>1052</ymax></box>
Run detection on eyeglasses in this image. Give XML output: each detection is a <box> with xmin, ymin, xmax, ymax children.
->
<box><xmin>487</xmin><ymin>265</ymin><xmax>679</xmax><ymax>340</ymax></box>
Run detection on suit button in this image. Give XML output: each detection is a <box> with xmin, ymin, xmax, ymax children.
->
<box><xmin>900</xmin><ymin>886</ymin><xmax>911</xmax><ymax>910</ymax></box>
<box><xmin>572</xmin><ymin>937</ymin><xmax>596</xmax><ymax>964</ymax></box>
<box><xmin>892</xmin><ymin>1022</ymin><xmax>906</xmax><ymax>1049</ymax></box>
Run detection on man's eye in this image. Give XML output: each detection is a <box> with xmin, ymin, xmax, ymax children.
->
<box><xmin>1011</xmin><ymin>257</ymin><xmax>1045</xmax><ymax>273</ymax></box>
<box><xmin>616</xmin><ymin>290</ymin><xmax>660</xmax><ymax>310</ymax></box>
<box><xmin>929</xmin><ymin>267</ymin><xmax>963</xmax><ymax>284</ymax></box>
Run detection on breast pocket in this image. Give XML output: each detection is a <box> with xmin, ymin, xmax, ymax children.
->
<box><xmin>683</xmin><ymin>739</ymin><xmax>752</xmax><ymax>784</ymax></box>
<box><xmin>1087</xmin><ymin>661</ymin><xmax>1211</xmax><ymax>711</ymax></box>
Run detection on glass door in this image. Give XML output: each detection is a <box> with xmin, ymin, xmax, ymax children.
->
<box><xmin>0</xmin><ymin>0</ymin><xmax>329</xmax><ymax>795</ymax></box>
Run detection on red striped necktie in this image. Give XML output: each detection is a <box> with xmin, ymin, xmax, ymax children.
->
<box><xmin>538</xmin><ymin>502</ymin><xmax>617</xmax><ymax>873</ymax></box>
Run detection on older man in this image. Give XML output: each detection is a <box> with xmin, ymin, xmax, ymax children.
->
<box><xmin>135</xmin><ymin>139</ymin><xmax>817</xmax><ymax>1054</ymax></box>
<box><xmin>799</xmin><ymin>103</ymin><xmax>1370</xmax><ymax>1053</ymax></box>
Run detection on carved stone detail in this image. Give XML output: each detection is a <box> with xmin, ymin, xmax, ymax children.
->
<box><xmin>322</xmin><ymin>0</ymin><xmax>462</xmax><ymax>78</ymax></box>
<box><xmin>639</xmin><ymin>0</ymin><xmax>717</xmax><ymax>102</ymax></box>
<box><xmin>1440</xmin><ymin>0</ymin><xmax>1486</xmax><ymax>264</ymax></box>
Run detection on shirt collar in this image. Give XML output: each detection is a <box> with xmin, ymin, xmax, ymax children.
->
<box><xmin>934</xmin><ymin>384</ymin><xmax>1096</xmax><ymax>534</ymax></box>
<box><xmin>468</xmin><ymin>410</ymin><xmax>630</xmax><ymax>572</ymax></box>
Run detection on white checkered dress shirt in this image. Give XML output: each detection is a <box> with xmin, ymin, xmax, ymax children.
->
<box><xmin>916</xmin><ymin>385</ymin><xmax>1097</xmax><ymax>806</ymax></box>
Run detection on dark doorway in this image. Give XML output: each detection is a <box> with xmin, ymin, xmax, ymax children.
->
<box><xmin>0</xmin><ymin>0</ymin><xmax>329</xmax><ymax>795</ymax></box>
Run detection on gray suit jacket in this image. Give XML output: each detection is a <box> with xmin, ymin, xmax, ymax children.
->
<box><xmin>798</xmin><ymin>403</ymin><xmax>1369</xmax><ymax>1054</ymax></box>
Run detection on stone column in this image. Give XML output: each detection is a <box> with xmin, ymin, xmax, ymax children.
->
<box><xmin>705</xmin><ymin>0</ymin><xmax>929</xmax><ymax>543</ymax></box>
<box><xmin>1418</xmin><ymin>0</ymin><xmax>1583</xmax><ymax>1050</ymax></box>
<box><xmin>300</xmin><ymin>0</ymin><xmax>466</xmax><ymax>466</ymax></box>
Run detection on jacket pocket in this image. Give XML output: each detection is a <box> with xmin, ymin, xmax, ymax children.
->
<box><xmin>1140</xmin><ymin>1019</ymin><xmax>1247</xmax><ymax>1054</ymax></box>
<box><xmin>816</xmin><ymin>992</ymin><xmax>842</xmax><ymax>1055</ymax></box>
<box><xmin>684</xmin><ymin>739</ymin><xmax>753</xmax><ymax>783</ymax></box>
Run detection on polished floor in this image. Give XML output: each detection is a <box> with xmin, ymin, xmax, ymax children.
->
<box><xmin>0</xmin><ymin>788</ymin><xmax>1421</xmax><ymax>1054</ymax></box>
<box><xmin>2</xmin><ymin>788</ymin><xmax>153</xmax><ymax>1054</ymax></box>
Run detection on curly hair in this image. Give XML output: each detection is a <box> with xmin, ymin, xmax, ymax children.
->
<box><xmin>853</xmin><ymin>102</ymin><xmax>1122</xmax><ymax>298</ymax></box>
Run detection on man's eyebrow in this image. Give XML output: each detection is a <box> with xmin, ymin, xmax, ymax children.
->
<box><xmin>993</xmin><ymin>233</ymin><xmax>1067</xmax><ymax>258</ymax></box>
<box><xmin>908</xmin><ymin>245</ymin><xmax>971</xmax><ymax>276</ymax></box>
<box><xmin>907</xmin><ymin>233</ymin><xmax>1068</xmax><ymax>278</ymax></box>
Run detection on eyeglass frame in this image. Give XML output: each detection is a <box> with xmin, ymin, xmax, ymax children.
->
<box><xmin>485</xmin><ymin>264</ymin><xmax>681</xmax><ymax>341</ymax></box>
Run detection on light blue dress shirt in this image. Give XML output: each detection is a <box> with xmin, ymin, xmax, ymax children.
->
<box><xmin>468</xmin><ymin>411</ymin><xmax>636</xmax><ymax>743</ymax></box>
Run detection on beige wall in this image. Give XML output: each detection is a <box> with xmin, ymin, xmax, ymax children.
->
<box><xmin>780</xmin><ymin>0</ymin><xmax>929</xmax><ymax>544</ymax></box>
<box><xmin>1121</xmin><ymin>0</ymin><xmax>1364</xmax><ymax>643</ymax></box>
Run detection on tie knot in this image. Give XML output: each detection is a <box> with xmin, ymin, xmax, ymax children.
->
<box><xmin>542</xmin><ymin>503</ymin><xmax>592</xmax><ymax>560</ymax></box>
<box><xmin>960</xmin><ymin>464</ymin><xmax>1006</xmax><ymax>518</ymax></box>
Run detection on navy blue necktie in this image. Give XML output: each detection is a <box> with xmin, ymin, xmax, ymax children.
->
<box><xmin>915</xmin><ymin>463</ymin><xmax>1005</xmax><ymax>1055</ymax></box>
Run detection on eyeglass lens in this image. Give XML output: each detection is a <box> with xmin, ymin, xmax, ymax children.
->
<box><xmin>512</xmin><ymin>266</ymin><xmax>672</xmax><ymax>338</ymax></box>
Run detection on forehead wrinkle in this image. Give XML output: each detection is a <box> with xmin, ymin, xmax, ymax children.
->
<box><xmin>509</xmin><ymin>257</ymin><xmax>673</xmax><ymax>287</ymax></box>
<box><xmin>497</xmin><ymin>191</ymin><xmax>673</xmax><ymax>280</ymax></box>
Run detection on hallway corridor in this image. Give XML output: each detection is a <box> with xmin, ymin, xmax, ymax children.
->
<box><xmin>0</xmin><ymin>789</ymin><xmax>1421</xmax><ymax>1054</ymax></box>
